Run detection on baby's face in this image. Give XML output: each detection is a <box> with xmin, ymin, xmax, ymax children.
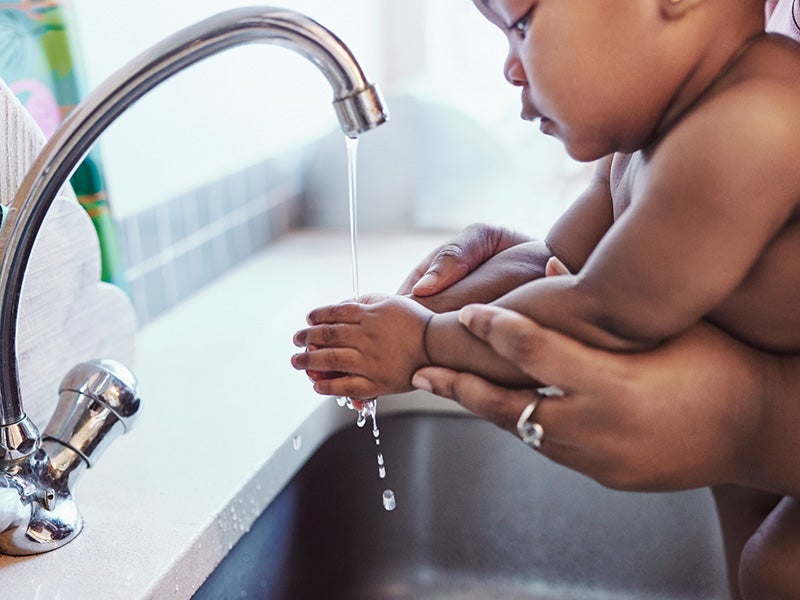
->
<box><xmin>474</xmin><ymin>0</ymin><xmax>673</xmax><ymax>161</ymax></box>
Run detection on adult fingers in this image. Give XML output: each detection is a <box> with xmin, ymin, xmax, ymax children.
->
<box><xmin>400</xmin><ymin>224</ymin><xmax>527</xmax><ymax>297</ymax></box>
<box><xmin>458</xmin><ymin>304</ymin><xmax>629</xmax><ymax>393</ymax></box>
<box><xmin>412</xmin><ymin>366</ymin><xmax>578</xmax><ymax>463</ymax></box>
<box><xmin>413</xmin><ymin>361</ymin><xmax>657</xmax><ymax>488</ymax></box>
<box><xmin>545</xmin><ymin>255</ymin><xmax>571</xmax><ymax>276</ymax></box>
<box><xmin>396</xmin><ymin>246</ymin><xmax>441</xmax><ymax>295</ymax></box>
<box><xmin>413</xmin><ymin>366</ymin><xmax>536</xmax><ymax>435</ymax></box>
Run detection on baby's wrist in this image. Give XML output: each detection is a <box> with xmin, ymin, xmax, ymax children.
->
<box><xmin>421</xmin><ymin>313</ymin><xmax>435</xmax><ymax>367</ymax></box>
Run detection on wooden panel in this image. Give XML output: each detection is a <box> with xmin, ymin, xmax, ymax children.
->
<box><xmin>0</xmin><ymin>79</ymin><xmax>136</xmax><ymax>430</ymax></box>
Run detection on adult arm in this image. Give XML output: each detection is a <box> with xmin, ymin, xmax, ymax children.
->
<box><xmin>413</xmin><ymin>304</ymin><xmax>800</xmax><ymax>497</ymax></box>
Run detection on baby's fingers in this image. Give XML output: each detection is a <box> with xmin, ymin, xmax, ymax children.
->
<box><xmin>311</xmin><ymin>374</ymin><xmax>378</xmax><ymax>400</ymax></box>
<box><xmin>306</xmin><ymin>301</ymin><xmax>363</xmax><ymax>325</ymax></box>
<box><xmin>293</xmin><ymin>323</ymin><xmax>358</xmax><ymax>348</ymax></box>
<box><xmin>291</xmin><ymin>346</ymin><xmax>361</xmax><ymax>375</ymax></box>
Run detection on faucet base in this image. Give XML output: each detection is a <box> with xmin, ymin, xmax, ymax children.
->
<box><xmin>0</xmin><ymin>448</ymin><xmax>83</xmax><ymax>556</ymax></box>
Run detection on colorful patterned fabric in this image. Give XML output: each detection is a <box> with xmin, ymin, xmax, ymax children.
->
<box><xmin>0</xmin><ymin>1</ymin><xmax>125</xmax><ymax>287</ymax></box>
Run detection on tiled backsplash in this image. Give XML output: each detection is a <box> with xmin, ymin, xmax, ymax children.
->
<box><xmin>115</xmin><ymin>154</ymin><xmax>304</xmax><ymax>325</ymax></box>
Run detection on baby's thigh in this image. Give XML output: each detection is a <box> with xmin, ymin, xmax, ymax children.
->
<box><xmin>740</xmin><ymin>496</ymin><xmax>800</xmax><ymax>599</ymax></box>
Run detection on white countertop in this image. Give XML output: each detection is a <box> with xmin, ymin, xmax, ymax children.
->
<box><xmin>0</xmin><ymin>229</ymin><xmax>460</xmax><ymax>599</ymax></box>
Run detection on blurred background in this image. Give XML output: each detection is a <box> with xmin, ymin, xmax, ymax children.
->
<box><xmin>1</xmin><ymin>0</ymin><xmax>593</xmax><ymax>322</ymax></box>
<box><xmin>68</xmin><ymin>0</ymin><xmax>589</xmax><ymax>235</ymax></box>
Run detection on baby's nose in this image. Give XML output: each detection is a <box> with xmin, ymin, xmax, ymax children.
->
<box><xmin>504</xmin><ymin>50</ymin><xmax>526</xmax><ymax>86</ymax></box>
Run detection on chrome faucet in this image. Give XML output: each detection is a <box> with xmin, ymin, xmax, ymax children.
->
<box><xmin>0</xmin><ymin>6</ymin><xmax>388</xmax><ymax>555</ymax></box>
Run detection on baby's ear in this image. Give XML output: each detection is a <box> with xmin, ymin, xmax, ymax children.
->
<box><xmin>660</xmin><ymin>0</ymin><xmax>707</xmax><ymax>19</ymax></box>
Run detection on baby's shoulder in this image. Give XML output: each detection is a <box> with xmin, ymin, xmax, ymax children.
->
<box><xmin>721</xmin><ymin>34</ymin><xmax>800</xmax><ymax>112</ymax></box>
<box><xmin>648</xmin><ymin>38</ymin><xmax>800</xmax><ymax>207</ymax></box>
<box><xmin>671</xmin><ymin>39</ymin><xmax>800</xmax><ymax>160</ymax></box>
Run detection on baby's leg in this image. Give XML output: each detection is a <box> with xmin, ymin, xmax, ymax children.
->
<box><xmin>711</xmin><ymin>485</ymin><xmax>782</xmax><ymax>600</ymax></box>
<box><xmin>740</xmin><ymin>496</ymin><xmax>800</xmax><ymax>599</ymax></box>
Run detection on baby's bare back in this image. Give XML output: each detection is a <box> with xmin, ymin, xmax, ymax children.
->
<box><xmin>607</xmin><ymin>36</ymin><xmax>800</xmax><ymax>354</ymax></box>
<box><xmin>707</xmin><ymin>215</ymin><xmax>800</xmax><ymax>352</ymax></box>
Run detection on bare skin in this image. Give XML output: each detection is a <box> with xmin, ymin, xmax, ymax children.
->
<box><xmin>293</xmin><ymin>0</ymin><xmax>800</xmax><ymax>397</ymax></box>
<box><xmin>291</xmin><ymin>1</ymin><xmax>800</xmax><ymax>597</ymax></box>
<box><xmin>404</xmin><ymin>224</ymin><xmax>800</xmax><ymax>599</ymax></box>
<box><xmin>412</xmin><ymin>303</ymin><xmax>800</xmax><ymax>599</ymax></box>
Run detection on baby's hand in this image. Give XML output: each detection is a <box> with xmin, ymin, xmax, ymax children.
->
<box><xmin>291</xmin><ymin>295</ymin><xmax>434</xmax><ymax>399</ymax></box>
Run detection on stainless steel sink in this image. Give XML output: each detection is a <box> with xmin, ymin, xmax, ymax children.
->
<box><xmin>192</xmin><ymin>412</ymin><xmax>728</xmax><ymax>599</ymax></box>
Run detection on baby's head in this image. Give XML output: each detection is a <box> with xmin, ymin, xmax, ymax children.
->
<box><xmin>474</xmin><ymin>0</ymin><xmax>765</xmax><ymax>161</ymax></box>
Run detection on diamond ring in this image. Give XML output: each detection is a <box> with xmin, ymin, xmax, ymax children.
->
<box><xmin>517</xmin><ymin>397</ymin><xmax>544</xmax><ymax>449</ymax></box>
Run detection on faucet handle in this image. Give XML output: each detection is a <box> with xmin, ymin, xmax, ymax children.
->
<box><xmin>43</xmin><ymin>359</ymin><xmax>140</xmax><ymax>467</ymax></box>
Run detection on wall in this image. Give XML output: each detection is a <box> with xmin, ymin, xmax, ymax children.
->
<box><xmin>69</xmin><ymin>0</ymin><xmax>586</xmax><ymax>229</ymax></box>
<box><xmin>67</xmin><ymin>1</ymin><xmax>385</xmax><ymax>324</ymax></box>
<box><xmin>70</xmin><ymin>0</ymin><xmax>382</xmax><ymax>218</ymax></box>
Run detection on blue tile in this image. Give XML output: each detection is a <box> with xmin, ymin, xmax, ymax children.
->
<box><xmin>141</xmin><ymin>265</ymin><xmax>170</xmax><ymax>322</ymax></box>
<box><xmin>173</xmin><ymin>245</ymin><xmax>206</xmax><ymax>303</ymax></box>
<box><xmin>168</xmin><ymin>194</ymin><xmax>190</xmax><ymax>243</ymax></box>
<box><xmin>136</xmin><ymin>208</ymin><xmax>161</xmax><ymax>262</ymax></box>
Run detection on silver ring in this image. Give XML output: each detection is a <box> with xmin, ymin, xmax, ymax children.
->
<box><xmin>517</xmin><ymin>397</ymin><xmax>544</xmax><ymax>449</ymax></box>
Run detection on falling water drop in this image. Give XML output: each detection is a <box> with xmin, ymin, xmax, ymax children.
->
<box><xmin>382</xmin><ymin>489</ymin><xmax>396</xmax><ymax>511</ymax></box>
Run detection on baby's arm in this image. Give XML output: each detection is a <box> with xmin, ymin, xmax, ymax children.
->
<box><xmin>429</xmin><ymin>82</ymin><xmax>800</xmax><ymax>368</ymax></box>
<box><xmin>410</xmin><ymin>156</ymin><xmax>616</xmax><ymax>314</ymax></box>
<box><xmin>293</xmin><ymin>159</ymin><xmax>617</xmax><ymax>396</ymax></box>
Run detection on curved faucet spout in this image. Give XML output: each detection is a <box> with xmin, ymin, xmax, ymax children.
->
<box><xmin>0</xmin><ymin>7</ymin><xmax>388</xmax><ymax>431</ymax></box>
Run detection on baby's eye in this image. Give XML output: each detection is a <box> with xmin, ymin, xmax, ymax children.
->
<box><xmin>509</xmin><ymin>5</ymin><xmax>534</xmax><ymax>39</ymax></box>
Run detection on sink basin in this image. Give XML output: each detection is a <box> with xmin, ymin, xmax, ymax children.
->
<box><xmin>192</xmin><ymin>412</ymin><xmax>728</xmax><ymax>599</ymax></box>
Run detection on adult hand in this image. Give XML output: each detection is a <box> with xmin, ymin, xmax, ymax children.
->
<box><xmin>397</xmin><ymin>223</ymin><xmax>531</xmax><ymax>297</ymax></box>
<box><xmin>411</xmin><ymin>304</ymin><xmax>768</xmax><ymax>492</ymax></box>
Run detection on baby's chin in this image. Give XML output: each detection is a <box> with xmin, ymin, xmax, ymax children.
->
<box><xmin>558</xmin><ymin>132</ymin><xmax>614</xmax><ymax>164</ymax></box>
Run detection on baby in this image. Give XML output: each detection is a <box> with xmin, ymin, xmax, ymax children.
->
<box><xmin>292</xmin><ymin>0</ymin><xmax>800</xmax><ymax>400</ymax></box>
